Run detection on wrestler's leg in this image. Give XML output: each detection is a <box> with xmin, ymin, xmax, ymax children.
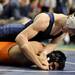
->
<box><xmin>0</xmin><ymin>20</ymin><xmax>32</xmax><ymax>41</ymax></box>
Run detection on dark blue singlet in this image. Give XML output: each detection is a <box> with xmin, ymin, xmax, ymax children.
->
<box><xmin>0</xmin><ymin>13</ymin><xmax>54</xmax><ymax>42</ymax></box>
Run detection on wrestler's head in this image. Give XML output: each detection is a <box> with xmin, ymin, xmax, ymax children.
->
<box><xmin>47</xmin><ymin>50</ymin><xmax>66</xmax><ymax>70</ymax></box>
<box><xmin>63</xmin><ymin>13</ymin><xmax>75</xmax><ymax>36</ymax></box>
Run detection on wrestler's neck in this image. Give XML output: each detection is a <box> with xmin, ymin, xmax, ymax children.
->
<box><xmin>54</xmin><ymin>13</ymin><xmax>68</xmax><ymax>27</ymax></box>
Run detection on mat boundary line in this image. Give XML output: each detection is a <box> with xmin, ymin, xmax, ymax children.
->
<box><xmin>0</xmin><ymin>69</ymin><xmax>75</xmax><ymax>72</ymax></box>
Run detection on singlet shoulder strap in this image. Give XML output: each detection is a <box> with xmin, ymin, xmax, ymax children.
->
<box><xmin>42</xmin><ymin>13</ymin><xmax>54</xmax><ymax>35</ymax></box>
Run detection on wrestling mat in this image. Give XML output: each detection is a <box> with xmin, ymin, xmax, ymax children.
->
<box><xmin>0</xmin><ymin>42</ymin><xmax>75</xmax><ymax>75</ymax></box>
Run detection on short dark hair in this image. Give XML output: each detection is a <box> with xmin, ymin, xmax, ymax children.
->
<box><xmin>47</xmin><ymin>50</ymin><xmax>66</xmax><ymax>70</ymax></box>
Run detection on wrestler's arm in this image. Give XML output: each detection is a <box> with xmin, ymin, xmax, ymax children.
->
<box><xmin>43</xmin><ymin>13</ymin><xmax>68</xmax><ymax>54</ymax></box>
<box><xmin>40</xmin><ymin>33</ymin><xmax>66</xmax><ymax>57</ymax></box>
<box><xmin>41</xmin><ymin>13</ymin><xmax>68</xmax><ymax>55</ymax></box>
<box><xmin>15</xmin><ymin>13</ymin><xmax>50</xmax><ymax>70</ymax></box>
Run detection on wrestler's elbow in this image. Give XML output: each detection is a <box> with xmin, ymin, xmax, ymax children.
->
<box><xmin>15</xmin><ymin>34</ymin><xmax>20</xmax><ymax>43</ymax></box>
<box><xmin>15</xmin><ymin>33</ymin><xmax>28</xmax><ymax>46</ymax></box>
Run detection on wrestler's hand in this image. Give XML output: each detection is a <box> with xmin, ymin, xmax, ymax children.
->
<box><xmin>38</xmin><ymin>52</ymin><xmax>49</xmax><ymax>70</ymax></box>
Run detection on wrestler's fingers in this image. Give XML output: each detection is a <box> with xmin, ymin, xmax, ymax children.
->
<box><xmin>37</xmin><ymin>56</ymin><xmax>49</xmax><ymax>70</ymax></box>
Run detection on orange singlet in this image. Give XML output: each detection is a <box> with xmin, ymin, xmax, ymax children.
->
<box><xmin>0</xmin><ymin>42</ymin><xmax>16</xmax><ymax>63</ymax></box>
